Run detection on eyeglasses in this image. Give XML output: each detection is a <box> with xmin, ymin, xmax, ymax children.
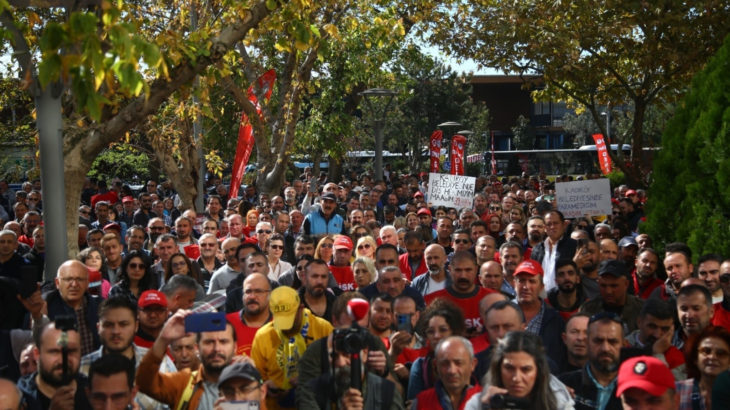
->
<box><xmin>454</xmin><ymin>239</ymin><xmax>470</xmax><ymax>244</ymax></box>
<box><xmin>320</xmin><ymin>243</ymin><xmax>333</xmax><ymax>248</ymax></box>
<box><xmin>244</xmin><ymin>289</ymin><xmax>270</xmax><ymax>296</ymax></box>
<box><xmin>588</xmin><ymin>311</ymin><xmax>623</xmax><ymax>325</ymax></box>
<box><xmin>220</xmin><ymin>383</ymin><xmax>262</xmax><ymax>398</ymax></box>
<box><xmin>128</xmin><ymin>263</ymin><xmax>145</xmax><ymax>270</ymax></box>
<box><xmin>257</xmin><ymin>230</ymin><xmax>272</xmax><ymax>234</ymax></box>
<box><xmin>489</xmin><ymin>206</ymin><xmax>501</xmax><ymax>211</ymax></box>
<box><xmin>60</xmin><ymin>277</ymin><xmax>87</xmax><ymax>284</ymax></box>
<box><xmin>270</xmin><ymin>244</ymin><xmax>283</xmax><ymax>250</ymax></box>
<box><xmin>357</xmin><ymin>244</ymin><xmax>371</xmax><ymax>250</ymax></box>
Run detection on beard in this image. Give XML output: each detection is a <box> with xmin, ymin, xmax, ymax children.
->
<box><xmin>39</xmin><ymin>363</ymin><xmax>75</xmax><ymax>388</ymax></box>
<box><xmin>583</xmin><ymin>262</ymin><xmax>598</xmax><ymax>273</ymax></box>
<box><xmin>591</xmin><ymin>353</ymin><xmax>620</xmax><ymax>373</ymax></box>
<box><xmin>557</xmin><ymin>282</ymin><xmax>576</xmax><ymax>293</ymax></box>
<box><xmin>202</xmin><ymin>351</ymin><xmax>231</xmax><ymax>374</ymax></box>
<box><xmin>307</xmin><ymin>286</ymin><xmax>325</xmax><ymax>298</ymax></box>
<box><xmin>528</xmin><ymin>231</ymin><xmax>543</xmax><ymax>243</ymax></box>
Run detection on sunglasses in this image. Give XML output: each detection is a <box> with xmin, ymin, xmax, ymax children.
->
<box><xmin>270</xmin><ymin>244</ymin><xmax>284</xmax><ymax>250</ymax></box>
<box><xmin>320</xmin><ymin>243</ymin><xmax>333</xmax><ymax>248</ymax></box>
<box><xmin>357</xmin><ymin>244</ymin><xmax>371</xmax><ymax>250</ymax></box>
<box><xmin>454</xmin><ymin>239</ymin><xmax>470</xmax><ymax>244</ymax></box>
<box><xmin>128</xmin><ymin>263</ymin><xmax>145</xmax><ymax>270</ymax></box>
<box><xmin>257</xmin><ymin>230</ymin><xmax>272</xmax><ymax>234</ymax></box>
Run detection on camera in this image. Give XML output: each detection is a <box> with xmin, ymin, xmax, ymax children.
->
<box><xmin>333</xmin><ymin>326</ymin><xmax>369</xmax><ymax>355</ymax></box>
<box><xmin>485</xmin><ymin>394</ymin><xmax>531</xmax><ymax>409</ymax></box>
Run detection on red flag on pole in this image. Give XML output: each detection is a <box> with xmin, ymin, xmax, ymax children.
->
<box><xmin>229</xmin><ymin>69</ymin><xmax>277</xmax><ymax>199</ymax></box>
<box><xmin>429</xmin><ymin>130</ymin><xmax>443</xmax><ymax>173</ymax></box>
<box><xmin>591</xmin><ymin>133</ymin><xmax>613</xmax><ymax>175</ymax></box>
<box><xmin>451</xmin><ymin>134</ymin><xmax>467</xmax><ymax>176</ymax></box>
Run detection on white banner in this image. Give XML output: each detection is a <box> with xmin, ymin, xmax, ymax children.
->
<box><xmin>556</xmin><ymin>178</ymin><xmax>612</xmax><ymax>218</ymax></box>
<box><xmin>427</xmin><ymin>172</ymin><xmax>476</xmax><ymax>210</ymax></box>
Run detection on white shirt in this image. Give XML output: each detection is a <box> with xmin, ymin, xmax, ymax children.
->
<box><xmin>541</xmin><ymin>238</ymin><xmax>558</xmax><ymax>292</ymax></box>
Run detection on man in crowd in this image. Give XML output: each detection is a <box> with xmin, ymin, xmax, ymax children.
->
<box><xmin>615</xmin><ymin>356</ymin><xmax>678</xmax><ymax>410</ymax></box>
<box><xmin>675</xmin><ymin>284</ymin><xmax>714</xmax><ymax>349</ymax></box>
<box><xmin>531</xmin><ymin>210</ymin><xmax>577</xmax><ymax>293</ymax></box>
<box><xmin>226</xmin><ymin>273</ymin><xmax>272</xmax><ymax>356</ymax></box>
<box><xmin>134</xmin><ymin>290</ymin><xmax>169</xmax><ymax>350</ymax></box>
<box><xmin>170</xmin><ymin>334</ymin><xmax>200</xmax><ymax>372</ymax></box>
<box><xmin>559</xmin><ymin>314</ymin><xmax>624</xmax><ymax>410</ymax></box>
<box><xmin>652</xmin><ymin>243</ymin><xmax>693</xmax><ymax>301</ymax></box>
<box><xmin>226</xmin><ymin>214</ymin><xmax>244</xmax><ymax>240</ymax></box>
<box><xmin>426</xmin><ymin>251</ymin><xmax>494</xmax><ymax>336</ymax></box>
<box><xmin>697</xmin><ymin>253</ymin><xmax>723</xmax><ymax>303</ymax></box>
<box><xmin>399</xmin><ymin>231</ymin><xmax>427</xmax><ymax>281</ymax></box>
<box><xmin>624</xmin><ymin>298</ymin><xmax>685</xmax><ymax>375</ymax></box>
<box><xmin>133</xmin><ymin>193</ymin><xmax>155</xmax><ymax>227</ymax></box>
<box><xmin>600</xmin><ymin>239</ymin><xmax>619</xmax><ymax>261</ymax></box>
<box><xmin>87</xmin><ymin>354</ymin><xmax>139</xmax><ymax>410</ymax></box>
<box><xmin>125</xmin><ymin>225</ymin><xmax>149</xmax><ymax>255</ymax></box>
<box><xmin>430</xmin><ymin>217</ymin><xmax>454</xmax><ymax>255</ymax></box>
<box><xmin>711</xmin><ymin>259</ymin><xmax>730</xmax><ymax>328</ymax></box>
<box><xmin>560</xmin><ymin>313</ymin><xmax>590</xmax><ymax>374</ymax></box>
<box><xmin>196</xmin><ymin>233</ymin><xmax>223</xmax><ymax>291</ymax></box>
<box><xmin>101</xmin><ymin>233</ymin><xmax>123</xmax><ymax>283</ymax></box>
<box><xmin>251</xmin><ymin>286</ymin><xmax>333</xmax><ymax>410</ymax></box>
<box><xmin>474</xmin><ymin>235</ymin><xmax>497</xmax><ymax>267</ymax></box>
<box><xmin>174</xmin><ymin>216</ymin><xmax>197</xmax><ymax>253</ymax></box>
<box><xmin>137</xmin><ymin>309</ymin><xmax>238</xmax><ymax>409</ymax></box>
<box><xmin>411</xmin><ymin>336</ymin><xmax>480</xmax><ymax>409</ymax></box>
<box><xmin>300</xmin><ymin>259</ymin><xmax>337</xmax><ymax>322</ymax></box>
<box><xmin>632</xmin><ymin>248</ymin><xmax>663</xmax><ymax>300</ymax></box>
<box><xmin>208</xmin><ymin>237</ymin><xmax>242</xmax><ymax>293</ymax></box>
<box><xmin>18</xmin><ymin>321</ymin><xmax>92</xmax><ymax>409</ymax></box>
<box><xmin>330</xmin><ymin>235</ymin><xmax>355</xmax><ymax>291</ymax></box>
<box><xmin>160</xmin><ymin>275</ymin><xmax>198</xmax><ymax>312</ymax></box>
<box><xmin>526</xmin><ymin>216</ymin><xmax>545</xmax><ymax>249</ymax></box>
<box><xmin>412</xmin><ymin>244</ymin><xmax>449</xmax><ymax>297</ymax></box>
<box><xmin>498</xmin><ymin>241</ymin><xmax>523</xmax><ymax>298</ymax></box>
<box><xmin>547</xmin><ymin>259</ymin><xmax>587</xmax><ymax>320</ymax></box>
<box><xmin>215</xmin><ymin>362</ymin><xmax>268</xmax><ymax>409</ymax></box>
<box><xmin>152</xmin><ymin>234</ymin><xmax>177</xmax><ymax>281</ymax></box>
<box><xmin>302</xmin><ymin>192</ymin><xmax>344</xmax><ymax>236</ymax></box>
<box><xmin>580</xmin><ymin>260</ymin><xmax>644</xmax><ymax>332</ymax></box>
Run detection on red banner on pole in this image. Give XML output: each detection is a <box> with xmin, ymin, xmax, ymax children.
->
<box><xmin>451</xmin><ymin>134</ymin><xmax>467</xmax><ymax>175</ymax></box>
<box><xmin>229</xmin><ymin>69</ymin><xmax>277</xmax><ymax>199</ymax></box>
<box><xmin>591</xmin><ymin>133</ymin><xmax>613</xmax><ymax>175</ymax></box>
<box><xmin>429</xmin><ymin>130</ymin><xmax>443</xmax><ymax>173</ymax></box>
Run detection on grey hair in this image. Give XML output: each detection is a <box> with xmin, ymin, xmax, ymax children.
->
<box><xmin>435</xmin><ymin>335</ymin><xmax>475</xmax><ymax>360</ymax></box>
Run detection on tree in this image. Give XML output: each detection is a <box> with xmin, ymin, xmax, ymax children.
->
<box><xmin>643</xmin><ymin>34</ymin><xmax>730</xmax><ymax>259</ymax></box>
<box><xmin>511</xmin><ymin>115</ymin><xmax>533</xmax><ymax>150</ymax></box>
<box><xmin>0</xmin><ymin>0</ymin><xmax>289</xmax><ymax>258</ymax></box>
<box><xmin>424</xmin><ymin>0</ymin><xmax>730</xmax><ymax>187</ymax></box>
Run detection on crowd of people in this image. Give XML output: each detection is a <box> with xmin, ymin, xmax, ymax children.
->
<box><xmin>0</xmin><ymin>170</ymin><xmax>729</xmax><ymax>409</ymax></box>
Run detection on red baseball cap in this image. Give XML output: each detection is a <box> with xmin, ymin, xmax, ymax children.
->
<box><xmin>333</xmin><ymin>235</ymin><xmax>353</xmax><ymax>251</ymax></box>
<box><xmin>616</xmin><ymin>356</ymin><xmax>675</xmax><ymax>398</ymax></box>
<box><xmin>417</xmin><ymin>207</ymin><xmax>431</xmax><ymax>216</ymax></box>
<box><xmin>413</xmin><ymin>191</ymin><xmax>424</xmax><ymax>198</ymax></box>
<box><xmin>514</xmin><ymin>260</ymin><xmax>543</xmax><ymax>276</ymax></box>
<box><xmin>103</xmin><ymin>222</ymin><xmax>121</xmax><ymax>233</ymax></box>
<box><xmin>138</xmin><ymin>290</ymin><xmax>168</xmax><ymax>309</ymax></box>
<box><xmin>122</xmin><ymin>196</ymin><xmax>134</xmax><ymax>203</ymax></box>
<box><xmin>625</xmin><ymin>189</ymin><xmax>637</xmax><ymax>197</ymax></box>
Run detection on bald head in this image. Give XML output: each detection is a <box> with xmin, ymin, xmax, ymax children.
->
<box><xmin>424</xmin><ymin>244</ymin><xmax>446</xmax><ymax>275</ymax></box>
<box><xmin>479</xmin><ymin>261</ymin><xmax>504</xmax><ymax>291</ymax></box>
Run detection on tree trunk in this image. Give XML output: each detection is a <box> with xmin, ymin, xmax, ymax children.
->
<box><xmin>150</xmin><ymin>122</ymin><xmax>199</xmax><ymax>211</ymax></box>
<box><xmin>328</xmin><ymin>153</ymin><xmax>343</xmax><ymax>183</ymax></box>
<box><xmin>63</xmin><ymin>143</ymin><xmax>92</xmax><ymax>260</ymax></box>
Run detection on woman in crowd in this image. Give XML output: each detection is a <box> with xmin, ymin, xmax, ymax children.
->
<box><xmin>466</xmin><ymin>331</ymin><xmax>559</xmax><ymax>410</ymax></box>
<box><xmin>109</xmin><ymin>250</ymin><xmax>157</xmax><ymax>303</ymax></box>
<box><xmin>407</xmin><ymin>298</ymin><xmax>465</xmax><ymax>401</ymax></box>
<box><xmin>243</xmin><ymin>209</ymin><xmax>259</xmax><ymax>238</ymax></box>
<box><xmin>485</xmin><ymin>213</ymin><xmax>505</xmax><ymax>247</ymax></box>
<box><xmin>164</xmin><ymin>252</ymin><xmax>197</xmax><ymax>284</ymax></box>
<box><xmin>314</xmin><ymin>235</ymin><xmax>335</xmax><ymax>263</ymax></box>
<box><xmin>350</xmin><ymin>225</ymin><xmax>372</xmax><ymax>243</ymax></box>
<box><xmin>508</xmin><ymin>206</ymin><xmax>526</xmax><ymax>227</ymax></box>
<box><xmin>351</xmin><ymin>257</ymin><xmax>377</xmax><ymax>292</ymax></box>
<box><xmin>406</xmin><ymin>212</ymin><xmax>419</xmax><ymax>231</ymax></box>
<box><xmin>267</xmin><ymin>233</ymin><xmax>292</xmax><ymax>281</ymax></box>
<box><xmin>354</xmin><ymin>236</ymin><xmax>377</xmax><ymax>260</ymax></box>
<box><xmin>77</xmin><ymin>247</ymin><xmax>111</xmax><ymax>297</ymax></box>
<box><xmin>677</xmin><ymin>326</ymin><xmax>730</xmax><ymax>409</ymax></box>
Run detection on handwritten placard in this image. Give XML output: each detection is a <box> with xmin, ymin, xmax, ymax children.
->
<box><xmin>427</xmin><ymin>173</ymin><xmax>476</xmax><ymax>210</ymax></box>
<box><xmin>556</xmin><ymin>179</ymin><xmax>612</xmax><ymax>218</ymax></box>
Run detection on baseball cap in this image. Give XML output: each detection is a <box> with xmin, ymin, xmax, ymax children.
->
<box><xmin>122</xmin><ymin>196</ymin><xmax>134</xmax><ymax>203</ymax></box>
<box><xmin>625</xmin><ymin>189</ymin><xmax>637</xmax><ymax>197</ymax></box>
<box><xmin>218</xmin><ymin>362</ymin><xmax>263</xmax><ymax>388</ymax></box>
<box><xmin>598</xmin><ymin>259</ymin><xmax>627</xmax><ymax>278</ymax></box>
<box><xmin>333</xmin><ymin>235</ymin><xmax>353</xmax><ymax>251</ymax></box>
<box><xmin>417</xmin><ymin>207</ymin><xmax>431</xmax><ymax>216</ymax></box>
<box><xmin>138</xmin><ymin>290</ymin><xmax>168</xmax><ymax>309</ymax></box>
<box><xmin>514</xmin><ymin>260</ymin><xmax>543</xmax><ymax>276</ymax></box>
<box><xmin>618</xmin><ymin>236</ymin><xmax>638</xmax><ymax>248</ymax></box>
<box><xmin>321</xmin><ymin>192</ymin><xmax>337</xmax><ymax>202</ymax></box>
<box><xmin>413</xmin><ymin>191</ymin><xmax>424</xmax><ymax>198</ymax></box>
<box><xmin>103</xmin><ymin>222</ymin><xmax>121</xmax><ymax>233</ymax></box>
<box><xmin>270</xmin><ymin>286</ymin><xmax>301</xmax><ymax>331</ymax></box>
<box><xmin>616</xmin><ymin>356</ymin><xmax>675</xmax><ymax>397</ymax></box>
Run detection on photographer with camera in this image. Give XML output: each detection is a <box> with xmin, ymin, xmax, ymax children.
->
<box><xmin>298</xmin><ymin>294</ymin><xmax>402</xmax><ymax>409</ymax></box>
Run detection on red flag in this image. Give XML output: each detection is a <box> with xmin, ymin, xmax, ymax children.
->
<box><xmin>230</xmin><ymin>69</ymin><xmax>277</xmax><ymax>199</ymax></box>
<box><xmin>591</xmin><ymin>133</ymin><xmax>613</xmax><ymax>175</ymax></box>
<box><xmin>429</xmin><ymin>130</ymin><xmax>443</xmax><ymax>173</ymax></box>
<box><xmin>450</xmin><ymin>134</ymin><xmax>467</xmax><ymax>175</ymax></box>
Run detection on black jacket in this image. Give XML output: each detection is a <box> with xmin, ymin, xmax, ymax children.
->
<box><xmin>44</xmin><ymin>290</ymin><xmax>101</xmax><ymax>352</ymax></box>
<box><xmin>558</xmin><ymin>366</ymin><xmax>622</xmax><ymax>410</ymax></box>
<box><xmin>18</xmin><ymin>372</ymin><xmax>92</xmax><ymax>410</ymax></box>
<box><xmin>531</xmin><ymin>236</ymin><xmax>578</xmax><ymax>268</ymax></box>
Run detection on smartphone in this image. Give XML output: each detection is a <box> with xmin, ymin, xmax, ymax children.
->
<box><xmin>220</xmin><ymin>401</ymin><xmax>260</xmax><ymax>410</ymax></box>
<box><xmin>396</xmin><ymin>313</ymin><xmax>413</xmax><ymax>333</ymax></box>
<box><xmin>184</xmin><ymin>312</ymin><xmax>226</xmax><ymax>333</ymax></box>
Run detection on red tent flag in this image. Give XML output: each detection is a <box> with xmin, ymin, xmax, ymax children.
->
<box><xmin>450</xmin><ymin>134</ymin><xmax>467</xmax><ymax>175</ymax></box>
<box><xmin>229</xmin><ymin>69</ymin><xmax>277</xmax><ymax>199</ymax></box>
<box><xmin>591</xmin><ymin>133</ymin><xmax>613</xmax><ymax>175</ymax></box>
<box><xmin>429</xmin><ymin>130</ymin><xmax>443</xmax><ymax>173</ymax></box>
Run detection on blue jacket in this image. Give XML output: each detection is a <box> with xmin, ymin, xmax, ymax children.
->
<box><xmin>302</xmin><ymin>209</ymin><xmax>344</xmax><ymax>236</ymax></box>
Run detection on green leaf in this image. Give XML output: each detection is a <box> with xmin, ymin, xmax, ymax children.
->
<box><xmin>39</xmin><ymin>23</ymin><xmax>66</xmax><ymax>52</ymax></box>
<box><xmin>37</xmin><ymin>54</ymin><xmax>62</xmax><ymax>88</ymax></box>
<box><xmin>265</xmin><ymin>0</ymin><xmax>277</xmax><ymax>11</ymax></box>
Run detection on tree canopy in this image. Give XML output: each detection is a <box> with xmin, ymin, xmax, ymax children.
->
<box><xmin>423</xmin><ymin>0</ymin><xmax>730</xmax><ymax>186</ymax></box>
<box><xmin>644</xmin><ymin>34</ymin><xmax>730</xmax><ymax>258</ymax></box>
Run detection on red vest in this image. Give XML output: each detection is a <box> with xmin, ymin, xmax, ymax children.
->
<box><xmin>425</xmin><ymin>287</ymin><xmax>495</xmax><ymax>333</ymax></box>
<box><xmin>226</xmin><ymin>311</ymin><xmax>269</xmax><ymax>356</ymax></box>
<box><xmin>399</xmin><ymin>252</ymin><xmax>428</xmax><ymax>281</ymax></box>
<box><xmin>328</xmin><ymin>264</ymin><xmax>356</xmax><ymax>291</ymax></box>
<box><xmin>416</xmin><ymin>384</ymin><xmax>482</xmax><ymax>410</ymax></box>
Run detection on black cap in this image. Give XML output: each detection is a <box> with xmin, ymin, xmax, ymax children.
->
<box><xmin>217</xmin><ymin>362</ymin><xmax>262</xmax><ymax>388</ymax></box>
<box><xmin>321</xmin><ymin>192</ymin><xmax>337</xmax><ymax>202</ymax></box>
<box><xmin>598</xmin><ymin>259</ymin><xmax>627</xmax><ymax>278</ymax></box>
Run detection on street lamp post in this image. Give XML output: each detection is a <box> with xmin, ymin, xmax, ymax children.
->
<box><xmin>359</xmin><ymin>88</ymin><xmax>396</xmax><ymax>181</ymax></box>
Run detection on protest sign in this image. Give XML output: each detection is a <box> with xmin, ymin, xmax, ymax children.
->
<box><xmin>556</xmin><ymin>178</ymin><xmax>612</xmax><ymax>218</ymax></box>
<box><xmin>427</xmin><ymin>173</ymin><xmax>476</xmax><ymax>209</ymax></box>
